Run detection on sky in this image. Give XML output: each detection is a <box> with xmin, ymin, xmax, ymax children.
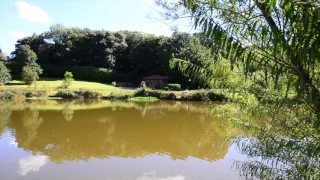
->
<box><xmin>0</xmin><ymin>0</ymin><xmax>193</xmax><ymax>55</ymax></box>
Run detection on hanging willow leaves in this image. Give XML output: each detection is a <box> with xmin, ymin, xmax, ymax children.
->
<box><xmin>157</xmin><ymin>0</ymin><xmax>320</xmax><ymax>112</ymax></box>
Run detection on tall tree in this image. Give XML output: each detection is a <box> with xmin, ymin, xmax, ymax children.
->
<box><xmin>0</xmin><ymin>61</ymin><xmax>11</xmax><ymax>85</ymax></box>
<box><xmin>14</xmin><ymin>45</ymin><xmax>43</xmax><ymax>76</ymax></box>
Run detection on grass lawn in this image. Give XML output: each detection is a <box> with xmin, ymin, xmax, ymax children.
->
<box><xmin>1</xmin><ymin>78</ymin><xmax>135</xmax><ymax>96</ymax></box>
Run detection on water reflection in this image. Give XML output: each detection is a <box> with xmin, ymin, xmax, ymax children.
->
<box><xmin>1</xmin><ymin>100</ymin><xmax>234</xmax><ymax>164</ymax></box>
<box><xmin>18</xmin><ymin>155</ymin><xmax>49</xmax><ymax>176</ymax></box>
<box><xmin>137</xmin><ymin>172</ymin><xmax>185</xmax><ymax>180</ymax></box>
<box><xmin>221</xmin><ymin>103</ymin><xmax>320</xmax><ymax>179</ymax></box>
<box><xmin>0</xmin><ymin>105</ymin><xmax>11</xmax><ymax>136</ymax></box>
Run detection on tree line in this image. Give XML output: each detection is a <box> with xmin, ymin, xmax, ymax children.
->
<box><xmin>4</xmin><ymin>24</ymin><xmax>215</xmax><ymax>88</ymax></box>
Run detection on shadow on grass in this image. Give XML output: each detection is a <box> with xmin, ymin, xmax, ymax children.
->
<box><xmin>38</xmin><ymin>78</ymin><xmax>61</xmax><ymax>81</ymax></box>
<box><xmin>6</xmin><ymin>82</ymin><xmax>24</xmax><ymax>86</ymax></box>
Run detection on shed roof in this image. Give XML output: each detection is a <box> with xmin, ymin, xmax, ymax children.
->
<box><xmin>143</xmin><ymin>75</ymin><xmax>168</xmax><ymax>80</ymax></box>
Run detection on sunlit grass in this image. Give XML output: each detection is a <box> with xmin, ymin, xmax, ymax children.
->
<box><xmin>2</xmin><ymin>78</ymin><xmax>134</xmax><ymax>96</ymax></box>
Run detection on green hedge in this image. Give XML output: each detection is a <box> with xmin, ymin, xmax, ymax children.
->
<box><xmin>41</xmin><ymin>64</ymin><xmax>118</xmax><ymax>83</ymax></box>
<box><xmin>164</xmin><ymin>84</ymin><xmax>181</xmax><ymax>91</ymax></box>
<box><xmin>133</xmin><ymin>88</ymin><xmax>177</xmax><ymax>100</ymax></box>
<box><xmin>55</xmin><ymin>89</ymin><xmax>102</xmax><ymax>99</ymax></box>
<box><xmin>181</xmin><ymin>89</ymin><xmax>228</xmax><ymax>101</ymax></box>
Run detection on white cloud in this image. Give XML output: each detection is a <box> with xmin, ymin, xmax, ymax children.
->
<box><xmin>18</xmin><ymin>155</ymin><xmax>49</xmax><ymax>176</ymax></box>
<box><xmin>15</xmin><ymin>0</ymin><xmax>50</xmax><ymax>23</ymax></box>
<box><xmin>137</xmin><ymin>172</ymin><xmax>186</xmax><ymax>180</ymax></box>
<box><xmin>9</xmin><ymin>31</ymin><xmax>30</xmax><ymax>40</ymax></box>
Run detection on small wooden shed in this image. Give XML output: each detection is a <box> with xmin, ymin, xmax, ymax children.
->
<box><xmin>143</xmin><ymin>75</ymin><xmax>168</xmax><ymax>89</ymax></box>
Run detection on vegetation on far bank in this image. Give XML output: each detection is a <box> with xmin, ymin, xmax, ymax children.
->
<box><xmin>128</xmin><ymin>96</ymin><xmax>159</xmax><ymax>102</ymax></box>
<box><xmin>0</xmin><ymin>78</ymin><xmax>230</xmax><ymax>102</ymax></box>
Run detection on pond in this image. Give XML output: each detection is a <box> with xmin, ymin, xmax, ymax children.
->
<box><xmin>0</xmin><ymin>100</ymin><xmax>246</xmax><ymax>180</ymax></box>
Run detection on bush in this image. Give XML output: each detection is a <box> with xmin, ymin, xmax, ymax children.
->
<box><xmin>0</xmin><ymin>90</ymin><xmax>15</xmax><ymax>100</ymax></box>
<box><xmin>0</xmin><ymin>90</ymin><xmax>26</xmax><ymax>101</ymax></box>
<box><xmin>41</xmin><ymin>64</ymin><xmax>118</xmax><ymax>83</ymax></box>
<box><xmin>56</xmin><ymin>90</ymin><xmax>79</xmax><ymax>98</ymax></box>
<box><xmin>55</xmin><ymin>89</ymin><xmax>102</xmax><ymax>99</ymax></box>
<box><xmin>24</xmin><ymin>89</ymin><xmax>49</xmax><ymax>98</ymax></box>
<box><xmin>0</xmin><ymin>61</ymin><xmax>11</xmax><ymax>85</ymax></box>
<box><xmin>181</xmin><ymin>89</ymin><xmax>228</xmax><ymax>101</ymax></box>
<box><xmin>62</xmin><ymin>71</ymin><xmax>74</xmax><ymax>88</ymax></box>
<box><xmin>107</xmin><ymin>92</ymin><xmax>129</xmax><ymax>100</ymax></box>
<box><xmin>77</xmin><ymin>90</ymin><xmax>101</xmax><ymax>99</ymax></box>
<box><xmin>21</xmin><ymin>66</ymin><xmax>38</xmax><ymax>85</ymax></box>
<box><xmin>133</xmin><ymin>88</ymin><xmax>177</xmax><ymax>100</ymax></box>
<box><xmin>164</xmin><ymin>84</ymin><xmax>181</xmax><ymax>91</ymax></box>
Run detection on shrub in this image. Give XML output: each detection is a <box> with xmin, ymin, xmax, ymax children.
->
<box><xmin>21</xmin><ymin>66</ymin><xmax>38</xmax><ymax>85</ymax></box>
<box><xmin>181</xmin><ymin>89</ymin><xmax>228</xmax><ymax>101</ymax></box>
<box><xmin>164</xmin><ymin>84</ymin><xmax>181</xmax><ymax>91</ymax></box>
<box><xmin>77</xmin><ymin>90</ymin><xmax>101</xmax><ymax>99</ymax></box>
<box><xmin>24</xmin><ymin>89</ymin><xmax>49</xmax><ymax>98</ymax></box>
<box><xmin>55</xmin><ymin>90</ymin><xmax>79</xmax><ymax>98</ymax></box>
<box><xmin>62</xmin><ymin>71</ymin><xmax>74</xmax><ymax>88</ymax></box>
<box><xmin>0</xmin><ymin>90</ymin><xmax>26</xmax><ymax>101</ymax></box>
<box><xmin>55</xmin><ymin>89</ymin><xmax>102</xmax><ymax>99</ymax></box>
<box><xmin>0</xmin><ymin>90</ymin><xmax>15</xmax><ymax>100</ymax></box>
<box><xmin>132</xmin><ymin>88</ymin><xmax>177</xmax><ymax>100</ymax></box>
<box><xmin>107</xmin><ymin>92</ymin><xmax>129</xmax><ymax>100</ymax></box>
<box><xmin>0</xmin><ymin>61</ymin><xmax>11</xmax><ymax>85</ymax></box>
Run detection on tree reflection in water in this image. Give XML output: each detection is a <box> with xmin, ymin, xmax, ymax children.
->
<box><xmin>2</xmin><ymin>100</ymin><xmax>237</xmax><ymax>164</ymax></box>
<box><xmin>215</xmin><ymin>102</ymin><xmax>320</xmax><ymax>179</ymax></box>
<box><xmin>0</xmin><ymin>105</ymin><xmax>11</xmax><ymax>135</ymax></box>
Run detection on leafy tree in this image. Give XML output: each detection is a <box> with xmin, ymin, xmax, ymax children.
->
<box><xmin>14</xmin><ymin>45</ymin><xmax>43</xmax><ymax>76</ymax></box>
<box><xmin>21</xmin><ymin>66</ymin><xmax>38</xmax><ymax>85</ymax></box>
<box><xmin>62</xmin><ymin>71</ymin><xmax>74</xmax><ymax>88</ymax></box>
<box><xmin>0</xmin><ymin>61</ymin><xmax>11</xmax><ymax>85</ymax></box>
<box><xmin>157</xmin><ymin>0</ymin><xmax>320</xmax><ymax>111</ymax></box>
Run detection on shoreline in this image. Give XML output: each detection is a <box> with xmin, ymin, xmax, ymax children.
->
<box><xmin>0</xmin><ymin>88</ymin><xmax>230</xmax><ymax>102</ymax></box>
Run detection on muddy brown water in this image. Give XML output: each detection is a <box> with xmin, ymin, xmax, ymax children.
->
<box><xmin>0</xmin><ymin>100</ymin><xmax>245</xmax><ymax>180</ymax></box>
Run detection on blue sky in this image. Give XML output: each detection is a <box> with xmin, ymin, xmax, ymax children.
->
<box><xmin>0</xmin><ymin>0</ymin><xmax>193</xmax><ymax>55</ymax></box>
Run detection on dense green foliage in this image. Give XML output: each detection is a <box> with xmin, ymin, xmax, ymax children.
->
<box><xmin>164</xmin><ymin>84</ymin><xmax>181</xmax><ymax>91</ymax></box>
<box><xmin>0</xmin><ymin>88</ymin><xmax>49</xmax><ymax>101</ymax></box>
<box><xmin>41</xmin><ymin>64</ymin><xmax>118</xmax><ymax>82</ymax></box>
<box><xmin>62</xmin><ymin>71</ymin><xmax>74</xmax><ymax>88</ymax></box>
<box><xmin>13</xmin><ymin>45</ymin><xmax>43</xmax><ymax>76</ymax></box>
<box><xmin>0</xmin><ymin>61</ymin><xmax>11</xmax><ymax>85</ymax></box>
<box><xmin>0</xmin><ymin>90</ymin><xmax>25</xmax><ymax>101</ymax></box>
<box><xmin>157</xmin><ymin>0</ymin><xmax>320</xmax><ymax>179</ymax></box>
<box><xmin>10</xmin><ymin>25</ymin><xmax>217</xmax><ymax>87</ymax></box>
<box><xmin>55</xmin><ymin>89</ymin><xmax>102</xmax><ymax>99</ymax></box>
<box><xmin>21</xmin><ymin>66</ymin><xmax>38</xmax><ymax>85</ymax></box>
